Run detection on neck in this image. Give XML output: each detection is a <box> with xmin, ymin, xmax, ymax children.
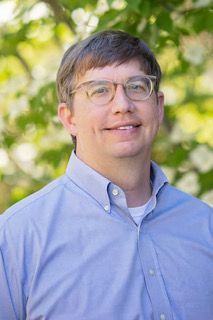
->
<box><xmin>105</xmin><ymin>156</ymin><xmax>152</xmax><ymax>207</ymax></box>
<box><xmin>77</xmin><ymin>151</ymin><xmax>152</xmax><ymax>207</ymax></box>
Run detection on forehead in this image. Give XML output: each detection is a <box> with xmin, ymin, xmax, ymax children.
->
<box><xmin>76</xmin><ymin>59</ymin><xmax>146</xmax><ymax>84</ymax></box>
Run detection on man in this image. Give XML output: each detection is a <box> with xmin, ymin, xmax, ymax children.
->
<box><xmin>0</xmin><ymin>30</ymin><xmax>212</xmax><ymax>320</ymax></box>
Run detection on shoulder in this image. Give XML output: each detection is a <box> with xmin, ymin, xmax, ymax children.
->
<box><xmin>157</xmin><ymin>183</ymin><xmax>213</xmax><ymax>226</ymax></box>
<box><xmin>0</xmin><ymin>175</ymin><xmax>70</xmax><ymax>233</ymax></box>
<box><xmin>151</xmin><ymin>184</ymin><xmax>213</xmax><ymax>247</ymax></box>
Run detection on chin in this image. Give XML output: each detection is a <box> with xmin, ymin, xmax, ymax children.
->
<box><xmin>108</xmin><ymin>141</ymin><xmax>152</xmax><ymax>159</ymax></box>
<box><xmin>110</xmin><ymin>147</ymin><xmax>143</xmax><ymax>159</ymax></box>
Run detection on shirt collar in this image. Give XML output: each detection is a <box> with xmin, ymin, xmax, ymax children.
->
<box><xmin>65</xmin><ymin>151</ymin><xmax>168</xmax><ymax>210</ymax></box>
<box><xmin>65</xmin><ymin>152</ymin><xmax>111</xmax><ymax>210</ymax></box>
<box><xmin>150</xmin><ymin>161</ymin><xmax>168</xmax><ymax>196</ymax></box>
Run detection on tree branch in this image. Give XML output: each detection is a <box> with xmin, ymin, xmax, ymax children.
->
<box><xmin>40</xmin><ymin>0</ymin><xmax>76</xmax><ymax>34</ymax></box>
<box><xmin>14</xmin><ymin>50</ymin><xmax>33</xmax><ymax>80</ymax></box>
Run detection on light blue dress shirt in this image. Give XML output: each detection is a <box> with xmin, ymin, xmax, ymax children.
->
<box><xmin>0</xmin><ymin>151</ymin><xmax>212</xmax><ymax>320</ymax></box>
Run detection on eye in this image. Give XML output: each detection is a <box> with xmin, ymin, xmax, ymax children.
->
<box><xmin>127</xmin><ymin>81</ymin><xmax>148</xmax><ymax>93</ymax></box>
<box><xmin>88</xmin><ymin>83</ymin><xmax>111</xmax><ymax>97</ymax></box>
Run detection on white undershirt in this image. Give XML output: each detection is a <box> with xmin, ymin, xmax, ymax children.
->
<box><xmin>128</xmin><ymin>198</ymin><xmax>151</xmax><ymax>225</ymax></box>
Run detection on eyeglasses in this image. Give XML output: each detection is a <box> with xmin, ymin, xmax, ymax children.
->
<box><xmin>70</xmin><ymin>75</ymin><xmax>156</xmax><ymax>105</ymax></box>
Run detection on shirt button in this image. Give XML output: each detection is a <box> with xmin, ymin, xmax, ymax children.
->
<box><xmin>104</xmin><ymin>205</ymin><xmax>110</xmax><ymax>212</ymax></box>
<box><xmin>149</xmin><ymin>268</ymin><xmax>155</xmax><ymax>276</ymax></box>
<box><xmin>112</xmin><ymin>188</ymin><xmax>119</xmax><ymax>196</ymax></box>
<box><xmin>160</xmin><ymin>314</ymin><xmax>166</xmax><ymax>320</ymax></box>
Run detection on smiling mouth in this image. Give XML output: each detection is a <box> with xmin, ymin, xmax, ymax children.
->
<box><xmin>107</xmin><ymin>124</ymin><xmax>141</xmax><ymax>130</ymax></box>
<box><xmin>117</xmin><ymin>125</ymin><xmax>137</xmax><ymax>130</ymax></box>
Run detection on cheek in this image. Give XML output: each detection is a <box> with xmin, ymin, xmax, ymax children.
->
<box><xmin>75</xmin><ymin>112</ymin><xmax>100</xmax><ymax>139</ymax></box>
<box><xmin>141</xmin><ymin>106</ymin><xmax>158</xmax><ymax>124</ymax></box>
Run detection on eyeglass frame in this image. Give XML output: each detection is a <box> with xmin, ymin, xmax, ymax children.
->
<box><xmin>69</xmin><ymin>75</ymin><xmax>157</xmax><ymax>105</ymax></box>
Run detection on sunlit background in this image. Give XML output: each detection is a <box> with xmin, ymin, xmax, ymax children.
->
<box><xmin>0</xmin><ymin>0</ymin><xmax>212</xmax><ymax>212</ymax></box>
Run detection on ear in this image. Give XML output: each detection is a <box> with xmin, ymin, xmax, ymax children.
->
<box><xmin>58</xmin><ymin>103</ymin><xmax>77</xmax><ymax>136</ymax></box>
<box><xmin>157</xmin><ymin>91</ymin><xmax>164</xmax><ymax>124</ymax></box>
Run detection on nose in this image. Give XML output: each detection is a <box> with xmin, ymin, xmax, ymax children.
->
<box><xmin>110</xmin><ymin>84</ymin><xmax>135</xmax><ymax>114</ymax></box>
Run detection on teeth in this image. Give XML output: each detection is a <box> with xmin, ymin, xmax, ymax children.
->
<box><xmin>117</xmin><ymin>126</ymin><xmax>134</xmax><ymax>130</ymax></box>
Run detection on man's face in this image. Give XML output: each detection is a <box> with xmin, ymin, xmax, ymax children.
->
<box><xmin>58</xmin><ymin>59</ymin><xmax>164</xmax><ymax>168</ymax></box>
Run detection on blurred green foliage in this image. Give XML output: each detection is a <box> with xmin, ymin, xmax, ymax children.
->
<box><xmin>0</xmin><ymin>0</ymin><xmax>213</xmax><ymax>212</ymax></box>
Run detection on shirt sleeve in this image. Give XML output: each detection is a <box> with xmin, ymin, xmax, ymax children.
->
<box><xmin>0</xmin><ymin>247</ymin><xmax>18</xmax><ymax>320</ymax></box>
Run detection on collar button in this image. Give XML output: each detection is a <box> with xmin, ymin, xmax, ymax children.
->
<box><xmin>112</xmin><ymin>188</ymin><xmax>119</xmax><ymax>196</ymax></box>
<box><xmin>104</xmin><ymin>205</ymin><xmax>110</xmax><ymax>212</ymax></box>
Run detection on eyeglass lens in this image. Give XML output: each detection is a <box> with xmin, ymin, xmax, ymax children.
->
<box><xmin>86</xmin><ymin>77</ymin><xmax>153</xmax><ymax>105</ymax></box>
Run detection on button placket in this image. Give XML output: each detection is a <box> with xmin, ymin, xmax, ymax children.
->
<box><xmin>160</xmin><ymin>313</ymin><xmax>166</xmax><ymax>320</ymax></box>
<box><xmin>137</xmin><ymin>234</ymin><xmax>173</xmax><ymax>320</ymax></box>
<box><xmin>149</xmin><ymin>268</ymin><xmax>155</xmax><ymax>276</ymax></box>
